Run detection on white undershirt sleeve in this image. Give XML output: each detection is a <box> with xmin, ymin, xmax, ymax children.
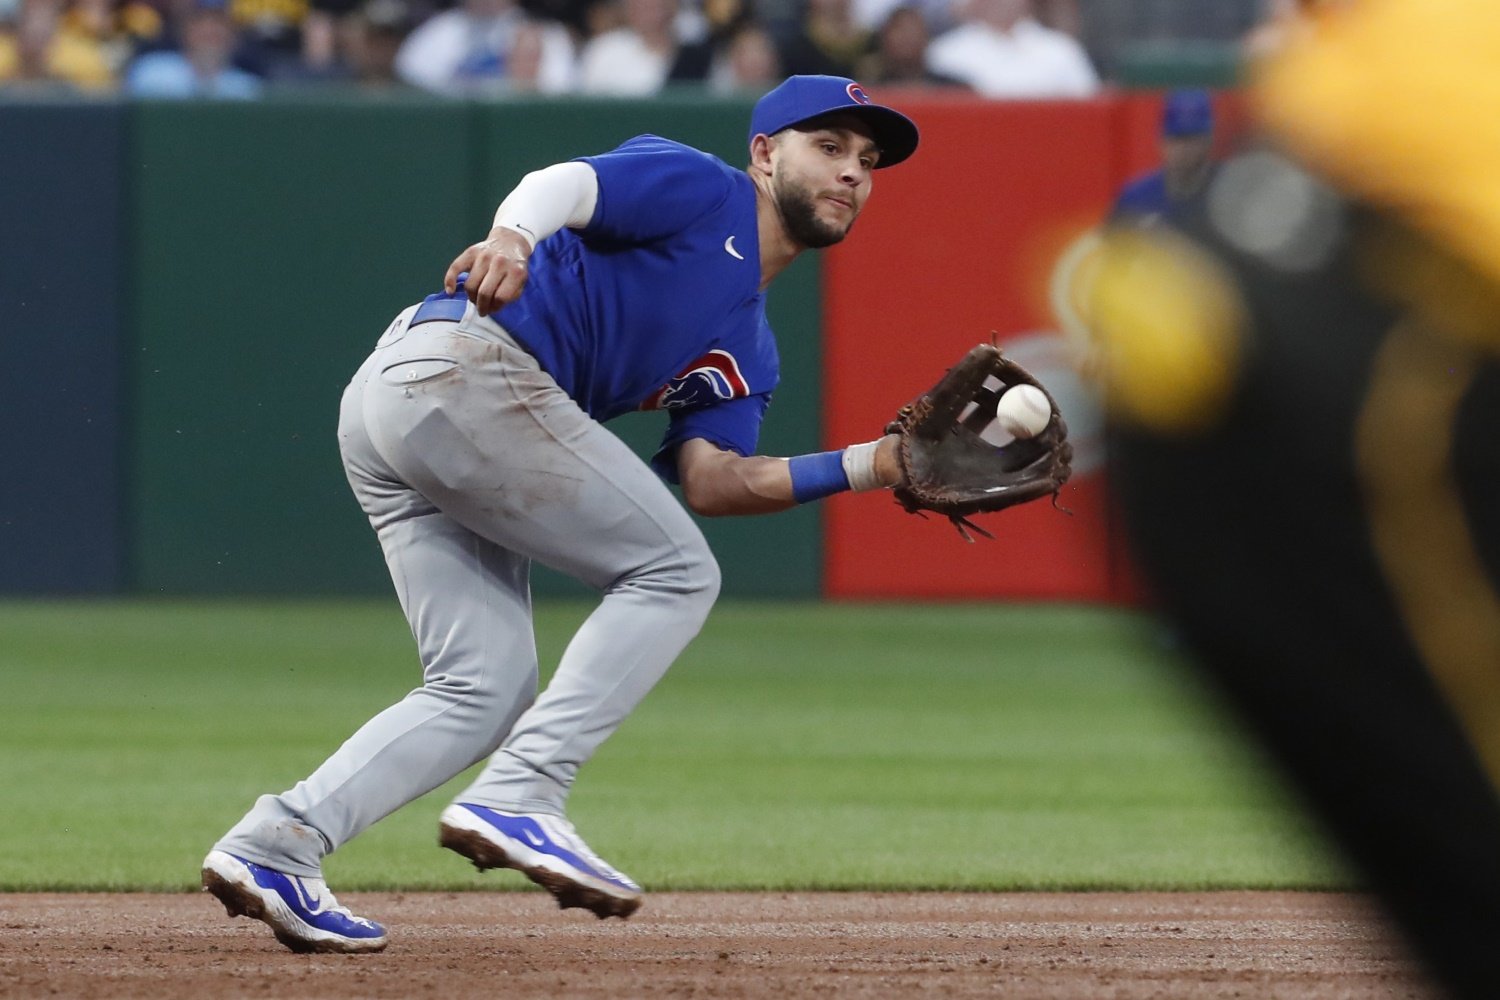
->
<box><xmin>492</xmin><ymin>161</ymin><xmax>600</xmax><ymax>251</ymax></box>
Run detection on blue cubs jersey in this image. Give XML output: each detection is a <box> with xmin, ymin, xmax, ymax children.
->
<box><xmin>492</xmin><ymin>135</ymin><xmax>779</xmax><ymax>481</ymax></box>
<box><xmin>1110</xmin><ymin>170</ymin><xmax>1171</xmax><ymax>221</ymax></box>
<box><xmin>1110</xmin><ymin>166</ymin><xmax>1218</xmax><ymax>224</ymax></box>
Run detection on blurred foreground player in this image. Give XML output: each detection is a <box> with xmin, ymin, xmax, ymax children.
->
<box><xmin>1081</xmin><ymin>1</ymin><xmax>1500</xmax><ymax>997</ymax></box>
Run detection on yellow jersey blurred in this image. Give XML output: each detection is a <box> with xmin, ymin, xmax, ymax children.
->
<box><xmin>1255</xmin><ymin>0</ymin><xmax>1500</xmax><ymax>295</ymax></box>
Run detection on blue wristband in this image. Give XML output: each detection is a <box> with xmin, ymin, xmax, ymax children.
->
<box><xmin>787</xmin><ymin>450</ymin><xmax>850</xmax><ymax>504</ymax></box>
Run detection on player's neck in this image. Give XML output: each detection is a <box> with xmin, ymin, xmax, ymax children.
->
<box><xmin>752</xmin><ymin>174</ymin><xmax>803</xmax><ymax>291</ymax></box>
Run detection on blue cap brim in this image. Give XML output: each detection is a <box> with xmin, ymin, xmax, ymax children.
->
<box><xmin>776</xmin><ymin>105</ymin><xmax>920</xmax><ymax>169</ymax></box>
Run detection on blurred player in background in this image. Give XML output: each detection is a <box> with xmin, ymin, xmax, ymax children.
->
<box><xmin>1109</xmin><ymin>88</ymin><xmax>1217</xmax><ymax>226</ymax></box>
<box><xmin>1080</xmin><ymin>1</ymin><xmax>1500</xmax><ymax>997</ymax></box>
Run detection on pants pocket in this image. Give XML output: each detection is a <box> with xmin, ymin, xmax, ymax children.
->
<box><xmin>380</xmin><ymin>357</ymin><xmax>461</xmax><ymax>387</ymax></box>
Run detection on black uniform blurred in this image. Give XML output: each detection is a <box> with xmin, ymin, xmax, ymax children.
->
<box><xmin>1100</xmin><ymin>154</ymin><xmax>1500</xmax><ymax>998</ymax></box>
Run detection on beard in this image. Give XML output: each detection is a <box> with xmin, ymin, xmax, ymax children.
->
<box><xmin>773</xmin><ymin>174</ymin><xmax>855</xmax><ymax>249</ymax></box>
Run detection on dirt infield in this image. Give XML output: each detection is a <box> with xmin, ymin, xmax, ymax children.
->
<box><xmin>0</xmin><ymin>891</ymin><xmax>1437</xmax><ymax>999</ymax></box>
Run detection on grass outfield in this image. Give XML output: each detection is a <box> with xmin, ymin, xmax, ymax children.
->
<box><xmin>0</xmin><ymin>600</ymin><xmax>1348</xmax><ymax>893</ymax></box>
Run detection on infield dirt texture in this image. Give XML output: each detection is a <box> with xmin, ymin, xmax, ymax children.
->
<box><xmin>3</xmin><ymin>891</ymin><xmax>1435</xmax><ymax>998</ymax></box>
<box><xmin>0</xmin><ymin>602</ymin><xmax>1434</xmax><ymax>996</ymax></box>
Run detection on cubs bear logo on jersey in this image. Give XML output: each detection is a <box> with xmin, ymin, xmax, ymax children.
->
<box><xmin>641</xmin><ymin>350</ymin><xmax>749</xmax><ymax>410</ymax></box>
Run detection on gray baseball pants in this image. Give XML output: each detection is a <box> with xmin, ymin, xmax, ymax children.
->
<box><xmin>215</xmin><ymin>303</ymin><xmax>720</xmax><ymax>878</ymax></box>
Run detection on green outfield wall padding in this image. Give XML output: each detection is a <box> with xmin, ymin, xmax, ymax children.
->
<box><xmin>126</xmin><ymin>97</ymin><xmax>822</xmax><ymax>598</ymax></box>
<box><xmin>128</xmin><ymin>100</ymin><xmax>475</xmax><ymax>595</ymax></box>
<box><xmin>0</xmin><ymin>103</ymin><xmax>126</xmax><ymax>593</ymax></box>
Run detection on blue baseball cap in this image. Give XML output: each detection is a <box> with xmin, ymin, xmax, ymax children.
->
<box><xmin>749</xmin><ymin>75</ymin><xmax>920</xmax><ymax>169</ymax></box>
<box><xmin>1162</xmin><ymin>89</ymin><xmax>1214</xmax><ymax>137</ymax></box>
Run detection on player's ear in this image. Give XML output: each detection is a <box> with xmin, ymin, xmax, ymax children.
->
<box><xmin>749</xmin><ymin>133</ymin><xmax>776</xmax><ymax>176</ymax></box>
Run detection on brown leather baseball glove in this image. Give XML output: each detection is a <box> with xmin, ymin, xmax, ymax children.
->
<box><xmin>887</xmin><ymin>344</ymin><xmax>1073</xmax><ymax>541</ymax></box>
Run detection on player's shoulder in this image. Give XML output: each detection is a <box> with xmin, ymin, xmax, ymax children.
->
<box><xmin>583</xmin><ymin>134</ymin><xmax>743</xmax><ymax>190</ymax></box>
<box><xmin>1117</xmin><ymin>169</ymin><xmax>1165</xmax><ymax>198</ymax></box>
<box><xmin>602</xmin><ymin>135</ymin><xmax>747</xmax><ymax>204</ymax></box>
<box><xmin>606</xmin><ymin>134</ymin><xmax>735</xmax><ymax>170</ymax></box>
<box><xmin>1112</xmin><ymin>169</ymin><xmax>1166</xmax><ymax>213</ymax></box>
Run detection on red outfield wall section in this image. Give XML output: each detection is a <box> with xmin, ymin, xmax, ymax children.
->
<box><xmin>820</xmin><ymin>91</ymin><xmax>1243</xmax><ymax>601</ymax></box>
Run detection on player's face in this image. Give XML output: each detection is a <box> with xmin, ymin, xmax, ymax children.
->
<box><xmin>771</xmin><ymin>118</ymin><xmax>879</xmax><ymax>249</ymax></box>
<box><xmin>1162</xmin><ymin>134</ymin><xmax>1213</xmax><ymax>177</ymax></box>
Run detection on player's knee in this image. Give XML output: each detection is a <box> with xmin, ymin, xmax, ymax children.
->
<box><xmin>617</xmin><ymin>529</ymin><xmax>719</xmax><ymax>612</ymax></box>
<box><xmin>647</xmin><ymin>537</ymin><xmax>720</xmax><ymax>610</ymax></box>
<box><xmin>676</xmin><ymin>555</ymin><xmax>720</xmax><ymax>629</ymax></box>
<box><xmin>418</xmin><ymin>667</ymin><xmax>536</xmax><ymax>735</ymax></box>
<box><xmin>687</xmin><ymin>546</ymin><xmax>722</xmax><ymax>607</ymax></box>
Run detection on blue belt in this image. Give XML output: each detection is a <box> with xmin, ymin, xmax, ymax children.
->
<box><xmin>410</xmin><ymin>296</ymin><xmax>468</xmax><ymax>327</ymax></box>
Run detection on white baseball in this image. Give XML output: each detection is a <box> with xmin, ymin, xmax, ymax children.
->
<box><xmin>994</xmin><ymin>384</ymin><xmax>1051</xmax><ymax>439</ymax></box>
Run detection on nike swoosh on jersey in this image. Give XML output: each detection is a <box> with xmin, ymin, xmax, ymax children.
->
<box><xmin>724</xmin><ymin>235</ymin><xmax>745</xmax><ymax>260</ymax></box>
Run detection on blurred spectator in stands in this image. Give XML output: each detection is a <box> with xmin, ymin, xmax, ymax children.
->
<box><xmin>1032</xmin><ymin>0</ymin><xmax>1077</xmax><ymax>37</ymax></box>
<box><xmin>63</xmin><ymin>0</ymin><xmax>164</xmax><ymax>77</ymax></box>
<box><xmin>266</xmin><ymin>0</ymin><xmax>408</xmax><ymax>84</ymax></box>
<box><xmin>849</xmin><ymin>0</ymin><xmax>1080</xmax><ymax>45</ymax></box>
<box><xmin>577</xmin><ymin>0</ymin><xmax>713</xmax><ymax>94</ymax></box>
<box><xmin>293</xmin><ymin>2</ymin><xmax>342</xmax><ymax>78</ymax></box>
<box><xmin>697</xmin><ymin>0</ymin><xmax>752</xmax><ymax>55</ymax></box>
<box><xmin>125</xmin><ymin>0</ymin><xmax>262</xmax><ymax>94</ymax></box>
<box><xmin>775</xmin><ymin>0</ymin><xmax>867</xmax><ymax>77</ymax></box>
<box><xmin>337</xmin><ymin>0</ymin><xmax>410</xmax><ymax>87</ymax></box>
<box><xmin>706</xmin><ymin>19</ymin><xmax>777</xmax><ymax>93</ymax></box>
<box><xmin>124</xmin><ymin>0</ymin><xmax>264</xmax><ymax>79</ymax></box>
<box><xmin>517</xmin><ymin>0</ymin><xmax>595</xmax><ymax>39</ymax></box>
<box><xmin>502</xmin><ymin>18</ymin><xmax>546</xmax><ymax>87</ymax></box>
<box><xmin>1243</xmin><ymin>0</ymin><xmax>1307</xmax><ymax>61</ymax></box>
<box><xmin>1243</xmin><ymin>0</ymin><xmax>1352</xmax><ymax>62</ymax></box>
<box><xmin>0</xmin><ymin>0</ymin><xmax>115</xmax><ymax>90</ymax></box>
<box><xmin>202</xmin><ymin>0</ymin><xmax>322</xmax><ymax>77</ymax></box>
<box><xmin>1070</xmin><ymin>0</ymin><xmax>1262</xmax><ymax>83</ymax></box>
<box><xmin>394</xmin><ymin>0</ymin><xmax>574</xmax><ymax>95</ymax></box>
<box><xmin>926</xmin><ymin>0</ymin><xmax>1097</xmax><ymax>98</ymax></box>
<box><xmin>856</xmin><ymin>5</ymin><xmax>964</xmax><ymax>88</ymax></box>
<box><xmin>1110</xmin><ymin>89</ymin><xmax>1217</xmax><ymax>225</ymax></box>
<box><xmin>850</xmin><ymin>0</ymin><xmax>953</xmax><ymax>38</ymax></box>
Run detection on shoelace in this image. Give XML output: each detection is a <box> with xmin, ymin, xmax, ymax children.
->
<box><xmin>297</xmin><ymin>877</ymin><xmax>371</xmax><ymax>924</ymax></box>
<box><xmin>547</xmin><ymin>818</ymin><xmax>634</xmax><ymax>883</ymax></box>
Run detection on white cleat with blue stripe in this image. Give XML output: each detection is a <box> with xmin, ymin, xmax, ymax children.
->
<box><xmin>201</xmin><ymin>850</ymin><xmax>388</xmax><ymax>953</ymax></box>
<box><xmin>438</xmin><ymin>803</ymin><xmax>643</xmax><ymax>919</ymax></box>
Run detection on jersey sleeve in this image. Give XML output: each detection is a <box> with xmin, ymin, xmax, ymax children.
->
<box><xmin>1110</xmin><ymin>173</ymin><xmax>1164</xmax><ymax>220</ymax></box>
<box><xmin>649</xmin><ymin>392</ymin><xmax>772</xmax><ymax>483</ymax></box>
<box><xmin>576</xmin><ymin>135</ymin><xmax>737</xmax><ymax>243</ymax></box>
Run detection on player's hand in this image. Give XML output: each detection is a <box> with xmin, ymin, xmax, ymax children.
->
<box><xmin>444</xmin><ymin>226</ymin><xmax>533</xmax><ymax>315</ymax></box>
